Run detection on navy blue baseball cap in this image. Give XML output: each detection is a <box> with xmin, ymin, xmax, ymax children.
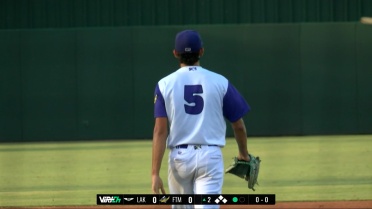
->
<box><xmin>175</xmin><ymin>30</ymin><xmax>203</xmax><ymax>53</ymax></box>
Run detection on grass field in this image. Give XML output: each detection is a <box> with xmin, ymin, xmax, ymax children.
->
<box><xmin>0</xmin><ymin>135</ymin><xmax>371</xmax><ymax>207</ymax></box>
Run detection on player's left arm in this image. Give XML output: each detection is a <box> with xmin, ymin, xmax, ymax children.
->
<box><xmin>152</xmin><ymin>117</ymin><xmax>167</xmax><ymax>194</ymax></box>
<box><xmin>152</xmin><ymin>84</ymin><xmax>168</xmax><ymax>194</ymax></box>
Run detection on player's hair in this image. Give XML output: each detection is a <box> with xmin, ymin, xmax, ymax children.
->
<box><xmin>178</xmin><ymin>52</ymin><xmax>200</xmax><ymax>65</ymax></box>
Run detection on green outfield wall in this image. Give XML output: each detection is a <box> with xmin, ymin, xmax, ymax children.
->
<box><xmin>1</xmin><ymin>0</ymin><xmax>372</xmax><ymax>29</ymax></box>
<box><xmin>1</xmin><ymin>23</ymin><xmax>372</xmax><ymax>142</ymax></box>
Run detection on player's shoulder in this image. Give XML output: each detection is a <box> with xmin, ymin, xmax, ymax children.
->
<box><xmin>157</xmin><ymin>69</ymin><xmax>179</xmax><ymax>84</ymax></box>
<box><xmin>203</xmin><ymin>68</ymin><xmax>226</xmax><ymax>78</ymax></box>
<box><xmin>157</xmin><ymin>66</ymin><xmax>228</xmax><ymax>87</ymax></box>
<box><xmin>200</xmin><ymin>67</ymin><xmax>229</xmax><ymax>83</ymax></box>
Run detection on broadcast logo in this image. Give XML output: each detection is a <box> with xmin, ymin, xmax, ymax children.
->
<box><xmin>160</xmin><ymin>196</ymin><xmax>170</xmax><ymax>203</ymax></box>
<box><xmin>97</xmin><ymin>195</ymin><xmax>122</xmax><ymax>204</ymax></box>
<box><xmin>124</xmin><ymin>198</ymin><xmax>134</xmax><ymax>202</ymax></box>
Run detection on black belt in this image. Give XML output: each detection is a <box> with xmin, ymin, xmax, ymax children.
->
<box><xmin>175</xmin><ymin>144</ymin><xmax>189</xmax><ymax>149</ymax></box>
<box><xmin>175</xmin><ymin>144</ymin><xmax>218</xmax><ymax>149</ymax></box>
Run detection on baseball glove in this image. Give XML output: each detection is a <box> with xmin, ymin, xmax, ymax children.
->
<box><xmin>225</xmin><ymin>154</ymin><xmax>261</xmax><ymax>191</ymax></box>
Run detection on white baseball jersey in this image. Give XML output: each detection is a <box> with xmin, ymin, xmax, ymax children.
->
<box><xmin>154</xmin><ymin>66</ymin><xmax>250</xmax><ymax>148</ymax></box>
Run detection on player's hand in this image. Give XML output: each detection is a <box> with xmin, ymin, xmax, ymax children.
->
<box><xmin>237</xmin><ymin>153</ymin><xmax>250</xmax><ymax>162</ymax></box>
<box><xmin>152</xmin><ymin>175</ymin><xmax>166</xmax><ymax>194</ymax></box>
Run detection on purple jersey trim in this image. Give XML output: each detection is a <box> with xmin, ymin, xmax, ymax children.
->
<box><xmin>223</xmin><ymin>82</ymin><xmax>250</xmax><ymax>122</ymax></box>
<box><xmin>154</xmin><ymin>84</ymin><xmax>167</xmax><ymax>118</ymax></box>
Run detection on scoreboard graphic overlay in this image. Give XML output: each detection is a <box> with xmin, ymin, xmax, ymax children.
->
<box><xmin>97</xmin><ymin>194</ymin><xmax>275</xmax><ymax>205</ymax></box>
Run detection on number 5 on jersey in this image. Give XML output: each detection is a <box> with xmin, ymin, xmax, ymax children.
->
<box><xmin>184</xmin><ymin>85</ymin><xmax>204</xmax><ymax>115</ymax></box>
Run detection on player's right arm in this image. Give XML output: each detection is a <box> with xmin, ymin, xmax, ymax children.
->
<box><xmin>231</xmin><ymin>118</ymin><xmax>250</xmax><ymax>162</ymax></box>
<box><xmin>223</xmin><ymin>82</ymin><xmax>251</xmax><ymax>161</ymax></box>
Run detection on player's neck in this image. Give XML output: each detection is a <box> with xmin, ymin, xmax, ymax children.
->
<box><xmin>180</xmin><ymin>61</ymin><xmax>200</xmax><ymax>67</ymax></box>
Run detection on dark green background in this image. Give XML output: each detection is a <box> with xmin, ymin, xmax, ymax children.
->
<box><xmin>1</xmin><ymin>23</ymin><xmax>372</xmax><ymax>142</ymax></box>
<box><xmin>1</xmin><ymin>0</ymin><xmax>372</xmax><ymax>29</ymax></box>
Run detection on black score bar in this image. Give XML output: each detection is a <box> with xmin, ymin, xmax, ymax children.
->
<box><xmin>97</xmin><ymin>194</ymin><xmax>275</xmax><ymax>205</ymax></box>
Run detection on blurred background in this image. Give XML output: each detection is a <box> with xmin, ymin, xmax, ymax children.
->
<box><xmin>1</xmin><ymin>0</ymin><xmax>372</xmax><ymax>142</ymax></box>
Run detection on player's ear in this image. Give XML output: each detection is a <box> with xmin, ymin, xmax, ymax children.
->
<box><xmin>173</xmin><ymin>50</ymin><xmax>180</xmax><ymax>58</ymax></box>
<box><xmin>199</xmin><ymin>48</ymin><xmax>204</xmax><ymax>57</ymax></box>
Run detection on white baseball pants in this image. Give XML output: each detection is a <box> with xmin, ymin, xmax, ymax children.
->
<box><xmin>168</xmin><ymin>145</ymin><xmax>224</xmax><ymax>209</ymax></box>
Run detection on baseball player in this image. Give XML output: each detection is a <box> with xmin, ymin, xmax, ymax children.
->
<box><xmin>152</xmin><ymin>30</ymin><xmax>251</xmax><ymax>209</ymax></box>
